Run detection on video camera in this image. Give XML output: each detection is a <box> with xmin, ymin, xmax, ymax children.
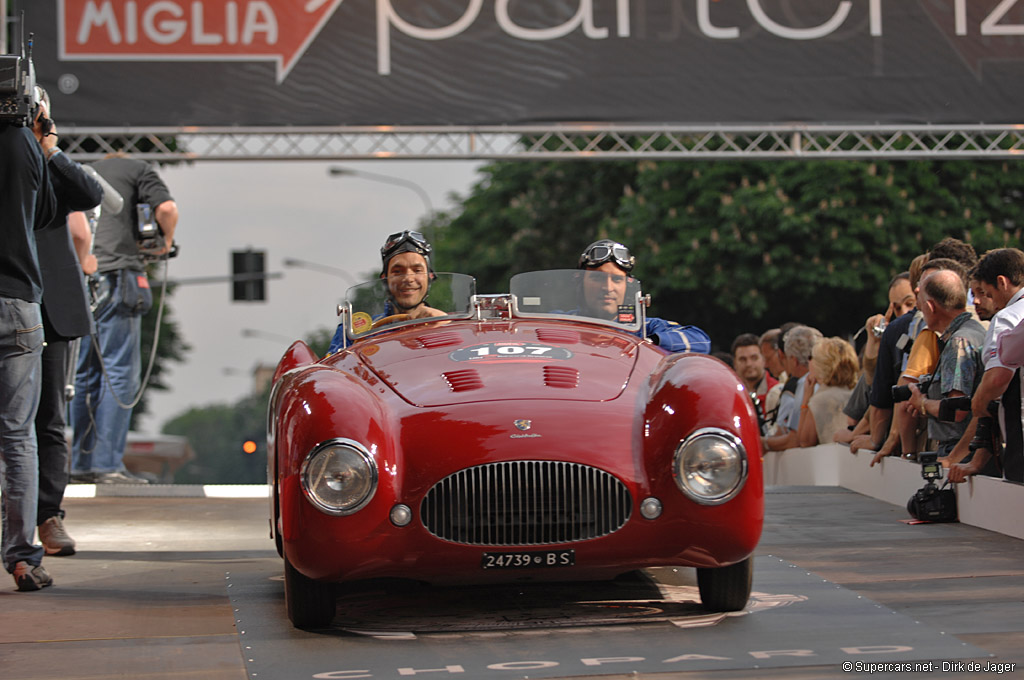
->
<box><xmin>135</xmin><ymin>203</ymin><xmax>178</xmax><ymax>261</ymax></box>
<box><xmin>906</xmin><ymin>451</ymin><xmax>958</xmax><ymax>522</ymax></box>
<box><xmin>0</xmin><ymin>20</ymin><xmax>37</xmax><ymax>127</ymax></box>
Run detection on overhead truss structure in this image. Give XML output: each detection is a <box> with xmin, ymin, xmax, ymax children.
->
<box><xmin>59</xmin><ymin>124</ymin><xmax>1024</xmax><ymax>163</ymax></box>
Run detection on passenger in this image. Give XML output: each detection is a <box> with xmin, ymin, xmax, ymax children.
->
<box><xmin>577</xmin><ymin>240</ymin><xmax>711</xmax><ymax>353</ymax></box>
<box><xmin>327</xmin><ymin>230</ymin><xmax>446</xmax><ymax>353</ymax></box>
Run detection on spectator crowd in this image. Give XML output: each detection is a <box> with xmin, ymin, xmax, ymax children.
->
<box><xmin>724</xmin><ymin>238</ymin><xmax>1024</xmax><ymax>490</ymax></box>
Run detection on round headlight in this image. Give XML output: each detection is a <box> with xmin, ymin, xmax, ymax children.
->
<box><xmin>672</xmin><ymin>428</ymin><xmax>747</xmax><ymax>505</ymax></box>
<box><xmin>300</xmin><ymin>439</ymin><xmax>377</xmax><ymax>515</ymax></box>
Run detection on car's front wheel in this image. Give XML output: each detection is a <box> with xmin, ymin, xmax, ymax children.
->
<box><xmin>284</xmin><ymin>556</ymin><xmax>337</xmax><ymax>629</ymax></box>
<box><xmin>697</xmin><ymin>556</ymin><xmax>752</xmax><ymax>612</ymax></box>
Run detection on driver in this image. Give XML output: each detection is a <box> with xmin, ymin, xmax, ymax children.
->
<box><xmin>377</xmin><ymin>230</ymin><xmax>447</xmax><ymax>319</ymax></box>
<box><xmin>578</xmin><ymin>240</ymin><xmax>711</xmax><ymax>354</ymax></box>
<box><xmin>328</xmin><ymin>231</ymin><xmax>446</xmax><ymax>353</ymax></box>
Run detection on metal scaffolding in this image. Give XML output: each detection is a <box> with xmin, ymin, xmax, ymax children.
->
<box><xmin>58</xmin><ymin>124</ymin><xmax>1024</xmax><ymax>163</ymax></box>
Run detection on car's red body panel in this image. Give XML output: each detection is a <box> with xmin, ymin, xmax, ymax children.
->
<box><xmin>269</xmin><ymin>318</ymin><xmax>763</xmax><ymax>587</ymax></box>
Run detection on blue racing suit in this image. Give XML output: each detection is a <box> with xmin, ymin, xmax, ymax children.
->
<box><xmin>644</xmin><ymin>317</ymin><xmax>711</xmax><ymax>354</ymax></box>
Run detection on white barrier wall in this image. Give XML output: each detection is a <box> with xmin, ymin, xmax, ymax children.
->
<box><xmin>763</xmin><ymin>443</ymin><xmax>1024</xmax><ymax>540</ymax></box>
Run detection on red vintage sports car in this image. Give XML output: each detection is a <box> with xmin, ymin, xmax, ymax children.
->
<box><xmin>268</xmin><ymin>271</ymin><xmax>764</xmax><ymax>629</ymax></box>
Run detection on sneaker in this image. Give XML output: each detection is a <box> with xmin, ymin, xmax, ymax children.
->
<box><xmin>39</xmin><ymin>516</ymin><xmax>76</xmax><ymax>556</ymax></box>
<box><xmin>95</xmin><ymin>470</ymin><xmax>150</xmax><ymax>485</ymax></box>
<box><xmin>69</xmin><ymin>472</ymin><xmax>97</xmax><ymax>484</ymax></box>
<box><xmin>13</xmin><ymin>561</ymin><xmax>53</xmax><ymax>591</ymax></box>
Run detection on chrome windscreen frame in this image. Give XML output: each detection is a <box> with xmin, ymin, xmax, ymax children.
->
<box><xmin>334</xmin><ymin>273</ymin><xmax>477</xmax><ymax>350</ymax></box>
<box><xmin>510</xmin><ymin>289</ymin><xmax>648</xmax><ymax>336</ymax></box>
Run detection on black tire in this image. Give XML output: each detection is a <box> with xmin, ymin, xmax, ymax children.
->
<box><xmin>697</xmin><ymin>556</ymin><xmax>753</xmax><ymax>612</ymax></box>
<box><xmin>284</xmin><ymin>556</ymin><xmax>337</xmax><ymax>629</ymax></box>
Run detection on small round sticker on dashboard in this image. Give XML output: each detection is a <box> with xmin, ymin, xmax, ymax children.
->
<box><xmin>351</xmin><ymin>312</ymin><xmax>373</xmax><ymax>334</ymax></box>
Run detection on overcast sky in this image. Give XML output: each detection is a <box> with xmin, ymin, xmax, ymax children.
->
<box><xmin>136</xmin><ymin>160</ymin><xmax>483</xmax><ymax>434</ymax></box>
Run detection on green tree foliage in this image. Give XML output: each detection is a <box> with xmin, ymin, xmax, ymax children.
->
<box><xmin>432</xmin><ymin>159</ymin><xmax>1024</xmax><ymax>348</ymax></box>
<box><xmin>162</xmin><ymin>326</ymin><xmax>334</xmax><ymax>483</ymax></box>
<box><xmin>429</xmin><ymin>160</ymin><xmax>638</xmax><ymax>292</ymax></box>
<box><xmin>163</xmin><ymin>384</ymin><xmax>270</xmax><ymax>484</ymax></box>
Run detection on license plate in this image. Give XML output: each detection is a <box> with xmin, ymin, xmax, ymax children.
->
<box><xmin>481</xmin><ymin>549</ymin><xmax>575</xmax><ymax>570</ymax></box>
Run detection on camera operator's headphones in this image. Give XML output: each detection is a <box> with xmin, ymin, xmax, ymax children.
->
<box><xmin>33</xmin><ymin>86</ymin><xmax>53</xmax><ymax>136</ymax></box>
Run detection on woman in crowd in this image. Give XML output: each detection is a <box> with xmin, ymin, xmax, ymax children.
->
<box><xmin>798</xmin><ymin>337</ymin><xmax>860</xmax><ymax>447</ymax></box>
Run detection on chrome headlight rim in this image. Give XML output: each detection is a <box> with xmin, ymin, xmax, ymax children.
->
<box><xmin>673</xmin><ymin>427</ymin><xmax>748</xmax><ymax>506</ymax></box>
<box><xmin>300</xmin><ymin>438</ymin><xmax>378</xmax><ymax>516</ymax></box>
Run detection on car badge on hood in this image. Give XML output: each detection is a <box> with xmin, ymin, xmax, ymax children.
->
<box><xmin>511</xmin><ymin>419</ymin><xmax>541</xmax><ymax>439</ymax></box>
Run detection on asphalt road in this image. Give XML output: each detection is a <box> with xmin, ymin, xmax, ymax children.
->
<box><xmin>1</xmin><ymin>487</ymin><xmax>1021</xmax><ymax>680</ymax></box>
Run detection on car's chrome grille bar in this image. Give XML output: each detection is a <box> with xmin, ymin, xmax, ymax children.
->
<box><xmin>421</xmin><ymin>461</ymin><xmax>632</xmax><ymax>546</ymax></box>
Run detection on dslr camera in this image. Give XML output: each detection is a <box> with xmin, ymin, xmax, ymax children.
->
<box><xmin>906</xmin><ymin>451</ymin><xmax>958</xmax><ymax>522</ymax></box>
<box><xmin>891</xmin><ymin>384</ymin><xmax>912</xmax><ymax>403</ymax></box>
<box><xmin>892</xmin><ymin>374</ymin><xmax>933</xmax><ymax>404</ymax></box>
<box><xmin>937</xmin><ymin>396</ymin><xmax>1000</xmax><ymax>455</ymax></box>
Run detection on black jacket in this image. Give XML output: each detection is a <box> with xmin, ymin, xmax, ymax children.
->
<box><xmin>37</xmin><ymin>150</ymin><xmax>103</xmax><ymax>339</ymax></box>
<box><xmin>0</xmin><ymin>124</ymin><xmax>56</xmax><ymax>303</ymax></box>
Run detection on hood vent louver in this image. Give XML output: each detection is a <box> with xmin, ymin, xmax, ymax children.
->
<box><xmin>415</xmin><ymin>332</ymin><xmax>465</xmax><ymax>349</ymax></box>
<box><xmin>442</xmin><ymin>369</ymin><xmax>484</xmax><ymax>392</ymax></box>
<box><xmin>536</xmin><ymin>328</ymin><xmax>581</xmax><ymax>345</ymax></box>
<box><xmin>543</xmin><ymin>365</ymin><xmax>580</xmax><ymax>389</ymax></box>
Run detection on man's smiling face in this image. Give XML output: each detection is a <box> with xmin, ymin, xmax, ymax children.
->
<box><xmin>384</xmin><ymin>252</ymin><xmax>430</xmax><ymax>311</ymax></box>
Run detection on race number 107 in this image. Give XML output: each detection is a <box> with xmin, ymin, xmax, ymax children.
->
<box><xmin>470</xmin><ymin>345</ymin><xmax>552</xmax><ymax>357</ymax></box>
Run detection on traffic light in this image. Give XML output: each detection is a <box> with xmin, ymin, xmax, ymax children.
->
<box><xmin>232</xmin><ymin>249</ymin><xmax>266</xmax><ymax>302</ymax></box>
<box><xmin>242</xmin><ymin>440</ymin><xmax>258</xmax><ymax>455</ymax></box>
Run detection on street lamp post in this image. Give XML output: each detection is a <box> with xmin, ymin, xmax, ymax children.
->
<box><xmin>240</xmin><ymin>328</ymin><xmax>294</xmax><ymax>344</ymax></box>
<box><xmin>281</xmin><ymin>258</ymin><xmax>358</xmax><ymax>287</ymax></box>
<box><xmin>327</xmin><ymin>166</ymin><xmax>434</xmax><ymax>216</ymax></box>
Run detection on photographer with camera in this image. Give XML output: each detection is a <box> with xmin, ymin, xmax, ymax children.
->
<box><xmin>874</xmin><ymin>269</ymin><xmax>985</xmax><ymax>470</ymax></box>
<box><xmin>947</xmin><ymin>248</ymin><xmax>1024</xmax><ymax>484</ymax></box>
<box><xmin>70</xmin><ymin>155</ymin><xmax>179</xmax><ymax>485</ymax></box>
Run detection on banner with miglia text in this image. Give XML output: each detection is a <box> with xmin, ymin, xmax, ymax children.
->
<box><xmin>15</xmin><ymin>1</ymin><xmax>1024</xmax><ymax>127</ymax></box>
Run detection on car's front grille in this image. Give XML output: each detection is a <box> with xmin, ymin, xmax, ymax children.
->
<box><xmin>421</xmin><ymin>461</ymin><xmax>632</xmax><ymax>546</ymax></box>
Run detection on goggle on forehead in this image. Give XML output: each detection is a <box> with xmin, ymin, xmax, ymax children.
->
<box><xmin>381</xmin><ymin>230</ymin><xmax>431</xmax><ymax>260</ymax></box>
<box><xmin>580</xmin><ymin>242</ymin><xmax>634</xmax><ymax>273</ymax></box>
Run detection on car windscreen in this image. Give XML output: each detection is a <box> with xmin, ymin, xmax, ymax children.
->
<box><xmin>509</xmin><ymin>269</ymin><xmax>644</xmax><ymax>332</ymax></box>
<box><xmin>343</xmin><ymin>272</ymin><xmax>476</xmax><ymax>341</ymax></box>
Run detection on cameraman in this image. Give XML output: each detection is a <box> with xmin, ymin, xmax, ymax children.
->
<box><xmin>880</xmin><ymin>270</ymin><xmax>985</xmax><ymax>465</ymax></box>
<box><xmin>948</xmin><ymin>248</ymin><xmax>1024</xmax><ymax>483</ymax></box>
<box><xmin>69</xmin><ymin>155</ymin><xmax>178</xmax><ymax>484</ymax></box>
<box><xmin>0</xmin><ymin>102</ymin><xmax>57</xmax><ymax>590</ymax></box>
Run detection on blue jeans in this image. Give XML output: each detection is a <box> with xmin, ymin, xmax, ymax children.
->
<box><xmin>71</xmin><ymin>272</ymin><xmax>145</xmax><ymax>474</ymax></box>
<box><xmin>0</xmin><ymin>296</ymin><xmax>45</xmax><ymax>572</ymax></box>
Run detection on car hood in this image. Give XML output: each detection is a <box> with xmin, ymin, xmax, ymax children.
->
<box><xmin>346</xmin><ymin>322</ymin><xmax>643</xmax><ymax>406</ymax></box>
